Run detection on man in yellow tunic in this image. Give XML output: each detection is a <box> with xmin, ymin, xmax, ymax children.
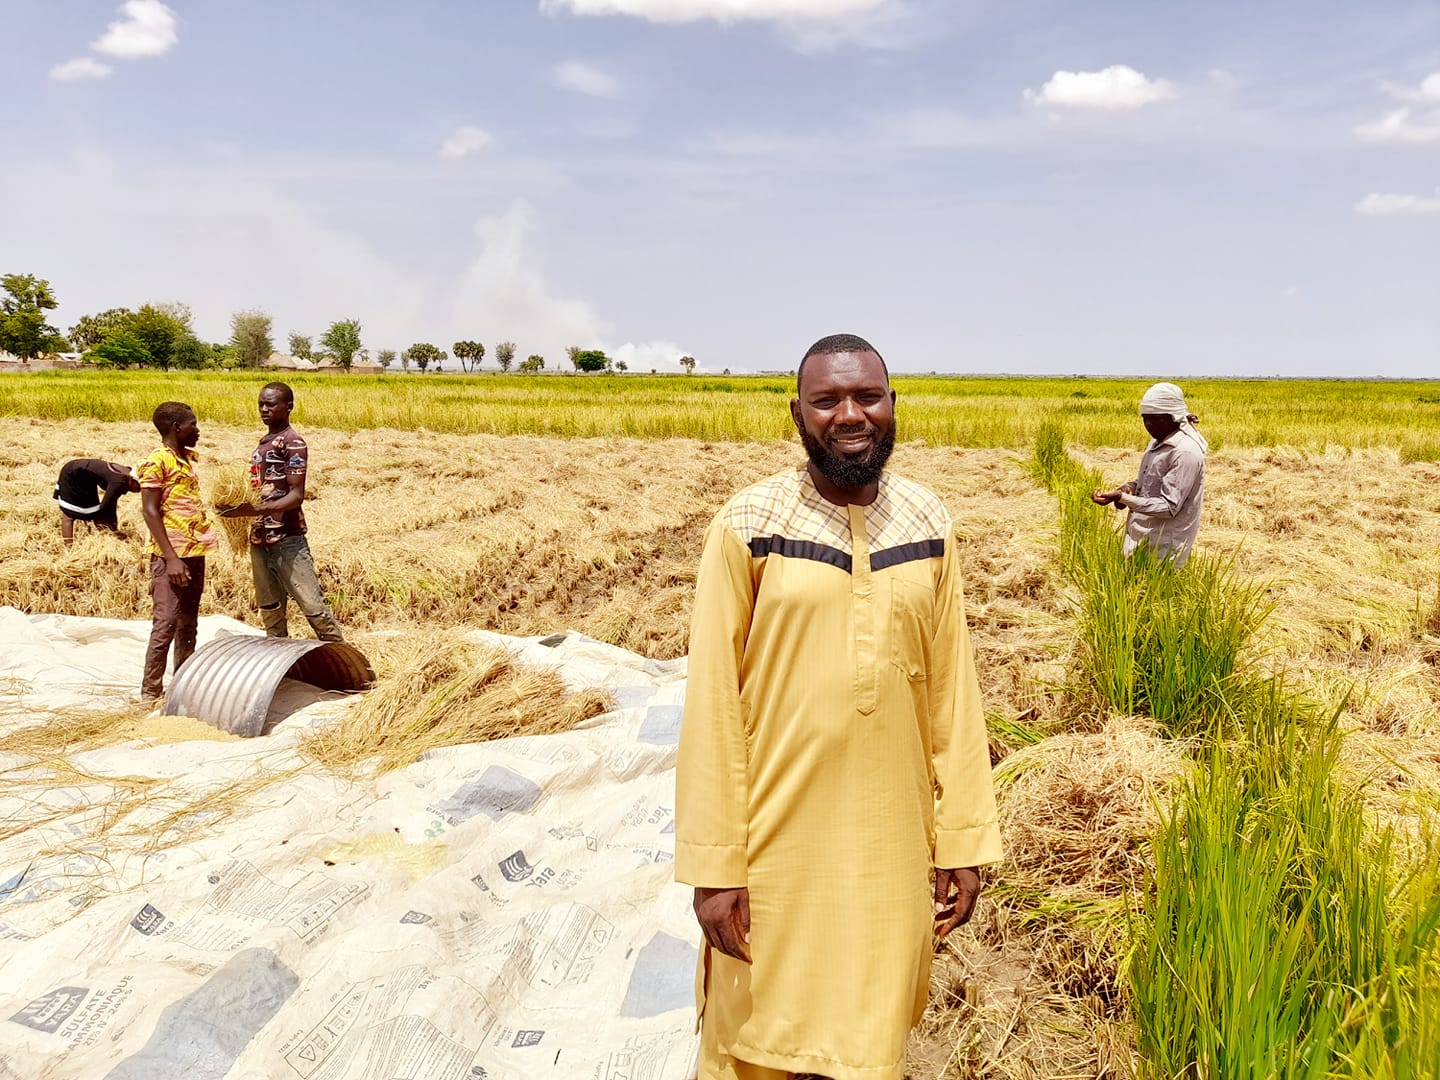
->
<box><xmin>676</xmin><ymin>335</ymin><xmax>1003</xmax><ymax>1080</ymax></box>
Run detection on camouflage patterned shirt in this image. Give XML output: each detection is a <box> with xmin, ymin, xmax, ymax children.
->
<box><xmin>249</xmin><ymin>426</ymin><xmax>309</xmax><ymax>546</ymax></box>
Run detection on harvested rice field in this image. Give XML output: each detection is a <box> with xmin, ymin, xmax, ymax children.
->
<box><xmin>3</xmin><ymin>393</ymin><xmax>1439</xmax><ymax>1078</ymax></box>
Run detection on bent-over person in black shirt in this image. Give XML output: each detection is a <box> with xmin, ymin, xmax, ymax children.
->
<box><xmin>54</xmin><ymin>458</ymin><xmax>140</xmax><ymax>545</ymax></box>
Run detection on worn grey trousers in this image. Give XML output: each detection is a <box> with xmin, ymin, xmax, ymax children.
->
<box><xmin>249</xmin><ymin>535</ymin><xmax>343</xmax><ymax>642</ymax></box>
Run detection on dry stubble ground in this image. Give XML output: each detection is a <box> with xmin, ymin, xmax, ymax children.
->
<box><xmin>3</xmin><ymin>417</ymin><xmax>1440</xmax><ymax>1078</ymax></box>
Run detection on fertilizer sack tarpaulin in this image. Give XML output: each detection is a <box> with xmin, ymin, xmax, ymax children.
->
<box><xmin>0</xmin><ymin>607</ymin><xmax>701</xmax><ymax>1080</ymax></box>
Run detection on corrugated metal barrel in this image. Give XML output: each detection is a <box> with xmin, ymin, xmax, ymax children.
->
<box><xmin>163</xmin><ymin>632</ymin><xmax>376</xmax><ymax>737</ymax></box>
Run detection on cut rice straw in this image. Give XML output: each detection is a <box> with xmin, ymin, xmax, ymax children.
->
<box><xmin>0</xmin><ymin>700</ymin><xmax>157</xmax><ymax>757</ymax></box>
<box><xmin>209</xmin><ymin>461</ymin><xmax>255</xmax><ymax>555</ymax></box>
<box><xmin>301</xmin><ymin>633</ymin><xmax>613</xmax><ymax>778</ymax></box>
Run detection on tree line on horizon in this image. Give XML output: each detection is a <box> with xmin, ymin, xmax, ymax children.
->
<box><xmin>0</xmin><ymin>273</ymin><xmax>699</xmax><ymax>375</ymax></box>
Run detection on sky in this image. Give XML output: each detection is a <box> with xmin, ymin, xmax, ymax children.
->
<box><xmin>3</xmin><ymin>0</ymin><xmax>1438</xmax><ymax>375</ymax></box>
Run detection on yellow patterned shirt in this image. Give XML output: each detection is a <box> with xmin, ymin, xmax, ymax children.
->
<box><xmin>136</xmin><ymin>446</ymin><xmax>220</xmax><ymax>558</ymax></box>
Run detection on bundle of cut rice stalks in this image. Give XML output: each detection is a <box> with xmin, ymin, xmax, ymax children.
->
<box><xmin>302</xmin><ymin>633</ymin><xmax>613</xmax><ymax>778</ymax></box>
<box><xmin>209</xmin><ymin>462</ymin><xmax>254</xmax><ymax>555</ymax></box>
<box><xmin>0</xmin><ymin>700</ymin><xmax>157</xmax><ymax>757</ymax></box>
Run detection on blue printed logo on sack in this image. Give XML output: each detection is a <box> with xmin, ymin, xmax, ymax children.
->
<box><xmin>9</xmin><ymin>987</ymin><xmax>89</xmax><ymax>1033</ymax></box>
<box><xmin>498</xmin><ymin>850</ymin><xmax>534</xmax><ymax>883</ymax></box>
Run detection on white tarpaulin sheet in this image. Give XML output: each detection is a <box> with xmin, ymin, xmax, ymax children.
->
<box><xmin>0</xmin><ymin>607</ymin><xmax>701</xmax><ymax>1079</ymax></box>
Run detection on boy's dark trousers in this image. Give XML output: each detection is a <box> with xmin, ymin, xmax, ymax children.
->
<box><xmin>141</xmin><ymin>555</ymin><xmax>206</xmax><ymax>700</ymax></box>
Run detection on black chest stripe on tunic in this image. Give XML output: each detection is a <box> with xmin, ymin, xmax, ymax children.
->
<box><xmin>747</xmin><ymin>535</ymin><xmax>852</xmax><ymax>572</ymax></box>
<box><xmin>746</xmin><ymin>535</ymin><xmax>945</xmax><ymax>573</ymax></box>
<box><xmin>870</xmin><ymin>538</ymin><xmax>946</xmax><ymax>571</ymax></box>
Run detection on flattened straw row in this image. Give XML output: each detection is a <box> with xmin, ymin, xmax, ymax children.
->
<box><xmin>0</xmin><ymin>701</ymin><xmax>156</xmax><ymax>757</ymax></box>
<box><xmin>302</xmin><ymin>633</ymin><xmax>613</xmax><ymax>778</ymax></box>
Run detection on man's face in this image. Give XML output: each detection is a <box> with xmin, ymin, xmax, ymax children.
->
<box><xmin>790</xmin><ymin>351</ymin><xmax>897</xmax><ymax>490</ymax></box>
<box><xmin>176</xmin><ymin>411</ymin><xmax>200</xmax><ymax>449</ymax></box>
<box><xmin>1142</xmin><ymin>413</ymin><xmax>1180</xmax><ymax>442</ymax></box>
<box><xmin>259</xmin><ymin>388</ymin><xmax>293</xmax><ymax>428</ymax></box>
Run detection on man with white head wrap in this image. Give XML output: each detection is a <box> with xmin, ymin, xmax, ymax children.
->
<box><xmin>1091</xmin><ymin>382</ymin><xmax>1208</xmax><ymax>567</ymax></box>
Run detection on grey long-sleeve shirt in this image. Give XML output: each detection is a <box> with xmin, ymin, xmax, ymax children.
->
<box><xmin>1117</xmin><ymin>429</ymin><xmax>1206</xmax><ymax>566</ymax></box>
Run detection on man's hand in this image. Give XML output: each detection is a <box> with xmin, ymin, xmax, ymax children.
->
<box><xmin>1092</xmin><ymin>482</ymin><xmax>1137</xmax><ymax>506</ymax></box>
<box><xmin>164</xmin><ymin>557</ymin><xmax>191</xmax><ymax>587</ymax></box>
<box><xmin>933</xmin><ymin>867</ymin><xmax>981</xmax><ymax>940</ymax></box>
<box><xmin>693</xmin><ymin>886</ymin><xmax>751</xmax><ymax>963</ymax></box>
<box><xmin>218</xmin><ymin>504</ymin><xmax>259</xmax><ymax>517</ymax></box>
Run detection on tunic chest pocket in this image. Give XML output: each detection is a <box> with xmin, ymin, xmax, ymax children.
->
<box><xmin>888</xmin><ymin>576</ymin><xmax>934</xmax><ymax>681</ymax></box>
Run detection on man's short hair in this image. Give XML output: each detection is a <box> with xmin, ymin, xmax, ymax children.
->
<box><xmin>152</xmin><ymin>401</ymin><xmax>193</xmax><ymax>434</ymax></box>
<box><xmin>797</xmin><ymin>333</ymin><xmax>888</xmax><ymax>393</ymax></box>
<box><xmin>262</xmin><ymin>381</ymin><xmax>294</xmax><ymax>405</ymax></box>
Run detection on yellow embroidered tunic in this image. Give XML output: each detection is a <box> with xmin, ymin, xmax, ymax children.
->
<box><xmin>676</xmin><ymin>468</ymin><xmax>1003</xmax><ymax>1080</ymax></box>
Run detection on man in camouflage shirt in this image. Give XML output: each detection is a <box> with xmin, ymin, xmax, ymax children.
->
<box><xmin>223</xmin><ymin>382</ymin><xmax>343</xmax><ymax>641</ymax></box>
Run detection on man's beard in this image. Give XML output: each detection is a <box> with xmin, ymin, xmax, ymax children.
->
<box><xmin>799</xmin><ymin>424</ymin><xmax>896</xmax><ymax>490</ymax></box>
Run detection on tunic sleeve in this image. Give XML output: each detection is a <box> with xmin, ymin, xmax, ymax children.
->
<box><xmin>927</xmin><ymin>528</ymin><xmax>1003</xmax><ymax>870</ymax></box>
<box><xmin>675</xmin><ymin>517</ymin><xmax>755</xmax><ymax>888</ymax></box>
<box><xmin>1120</xmin><ymin>449</ymin><xmax>1200</xmax><ymax>519</ymax></box>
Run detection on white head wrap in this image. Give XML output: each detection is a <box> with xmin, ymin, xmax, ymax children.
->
<box><xmin>1140</xmin><ymin>382</ymin><xmax>1209</xmax><ymax>453</ymax></box>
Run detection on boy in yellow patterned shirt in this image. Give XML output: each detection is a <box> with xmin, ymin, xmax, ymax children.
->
<box><xmin>136</xmin><ymin>401</ymin><xmax>220</xmax><ymax>702</ymax></box>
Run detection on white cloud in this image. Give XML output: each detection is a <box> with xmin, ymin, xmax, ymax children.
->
<box><xmin>90</xmin><ymin>0</ymin><xmax>178</xmax><ymax>60</ymax></box>
<box><xmin>1024</xmin><ymin>65</ymin><xmax>1176</xmax><ymax>111</ymax></box>
<box><xmin>1</xmin><ymin>153</ymin><xmax>671</xmax><ymax>370</ymax></box>
<box><xmin>778</xmin><ymin>0</ymin><xmax>927</xmax><ymax>53</ymax></box>
<box><xmin>0</xmin><ymin>153</ymin><xmax>427</xmax><ymax>351</ymax></box>
<box><xmin>50</xmin><ymin>57</ymin><xmax>114</xmax><ymax>81</ymax></box>
<box><xmin>552</xmin><ymin>60</ymin><xmax>625</xmax><ymax>98</ymax></box>
<box><xmin>439</xmin><ymin>126</ymin><xmax>495</xmax><ymax>160</ymax></box>
<box><xmin>540</xmin><ymin>0</ymin><xmax>887</xmax><ymax>23</ymax></box>
<box><xmin>542</xmin><ymin>0</ymin><xmax>917</xmax><ymax>51</ymax></box>
<box><xmin>1354</xmin><ymin>107</ymin><xmax>1440</xmax><ymax>144</ymax></box>
<box><xmin>1379</xmin><ymin>71</ymin><xmax>1440</xmax><ymax>104</ymax></box>
<box><xmin>607</xmin><ymin>340</ymin><xmax>694</xmax><ymax>373</ymax></box>
<box><xmin>449</xmin><ymin>200</ymin><xmax>610</xmax><ymax>363</ymax></box>
<box><xmin>1353</xmin><ymin>191</ymin><xmax>1440</xmax><ymax>216</ymax></box>
<box><xmin>1356</xmin><ymin>73</ymin><xmax>1440</xmax><ymax>144</ymax></box>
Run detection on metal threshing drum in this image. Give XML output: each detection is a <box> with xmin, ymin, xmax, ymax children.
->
<box><xmin>163</xmin><ymin>631</ymin><xmax>375</xmax><ymax>737</ymax></box>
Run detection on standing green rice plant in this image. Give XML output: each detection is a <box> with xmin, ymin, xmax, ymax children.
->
<box><xmin>1034</xmin><ymin>426</ymin><xmax>1274</xmax><ymax>736</ymax></box>
<box><xmin>1032</xmin><ymin>423</ymin><xmax>1115</xmax><ymax>581</ymax></box>
<box><xmin>1129</xmin><ymin>690</ymin><xmax>1440</xmax><ymax>1079</ymax></box>
<box><xmin>1031</xmin><ymin>421</ymin><xmax>1073</xmax><ymax>491</ymax></box>
<box><xmin>6</xmin><ymin>369</ymin><xmax>1440</xmax><ymax>451</ymax></box>
<box><xmin>1125</xmin><ymin>547</ymin><xmax>1274</xmax><ymax>736</ymax></box>
<box><xmin>1070</xmin><ymin>546</ymin><xmax>1272</xmax><ymax>737</ymax></box>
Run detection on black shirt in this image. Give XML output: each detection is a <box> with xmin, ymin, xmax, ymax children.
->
<box><xmin>54</xmin><ymin>458</ymin><xmax>131</xmax><ymax>523</ymax></box>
